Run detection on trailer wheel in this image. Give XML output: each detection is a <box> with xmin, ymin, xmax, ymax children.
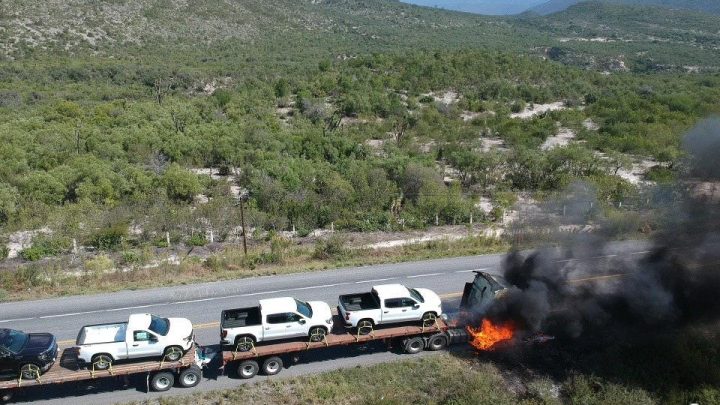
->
<box><xmin>163</xmin><ymin>346</ymin><xmax>184</xmax><ymax>362</ymax></box>
<box><xmin>308</xmin><ymin>326</ymin><xmax>327</xmax><ymax>342</ymax></box>
<box><xmin>237</xmin><ymin>360</ymin><xmax>259</xmax><ymax>379</ymax></box>
<box><xmin>19</xmin><ymin>363</ymin><xmax>40</xmax><ymax>380</ymax></box>
<box><xmin>261</xmin><ymin>356</ymin><xmax>283</xmax><ymax>376</ymax></box>
<box><xmin>404</xmin><ymin>336</ymin><xmax>425</xmax><ymax>354</ymax></box>
<box><xmin>150</xmin><ymin>371</ymin><xmax>175</xmax><ymax>392</ymax></box>
<box><xmin>91</xmin><ymin>354</ymin><xmax>113</xmax><ymax>371</ymax></box>
<box><xmin>427</xmin><ymin>333</ymin><xmax>448</xmax><ymax>351</ymax></box>
<box><xmin>178</xmin><ymin>366</ymin><xmax>202</xmax><ymax>388</ymax></box>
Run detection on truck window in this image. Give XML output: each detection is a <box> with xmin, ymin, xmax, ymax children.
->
<box><xmin>0</xmin><ymin>329</ymin><xmax>28</xmax><ymax>353</ymax></box>
<box><xmin>295</xmin><ymin>299</ymin><xmax>313</xmax><ymax>318</ymax></box>
<box><xmin>384</xmin><ymin>298</ymin><xmax>403</xmax><ymax>308</ymax></box>
<box><xmin>408</xmin><ymin>288</ymin><xmax>425</xmax><ymax>303</ymax></box>
<box><xmin>400</xmin><ymin>298</ymin><xmax>417</xmax><ymax>307</ymax></box>
<box><xmin>267</xmin><ymin>313</ymin><xmax>301</xmax><ymax>324</ymax></box>
<box><xmin>134</xmin><ymin>331</ymin><xmax>151</xmax><ymax>342</ymax></box>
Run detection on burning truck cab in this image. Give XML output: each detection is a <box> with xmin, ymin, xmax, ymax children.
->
<box><xmin>460</xmin><ymin>271</ymin><xmax>510</xmax><ymax>316</ymax></box>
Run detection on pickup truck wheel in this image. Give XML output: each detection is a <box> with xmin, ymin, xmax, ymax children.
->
<box><xmin>427</xmin><ymin>333</ymin><xmax>448</xmax><ymax>351</ymax></box>
<box><xmin>422</xmin><ymin>312</ymin><xmax>438</xmax><ymax>323</ymax></box>
<box><xmin>308</xmin><ymin>327</ymin><xmax>327</xmax><ymax>342</ymax></box>
<box><xmin>357</xmin><ymin>319</ymin><xmax>374</xmax><ymax>335</ymax></box>
<box><xmin>234</xmin><ymin>336</ymin><xmax>256</xmax><ymax>352</ymax></box>
<box><xmin>163</xmin><ymin>346</ymin><xmax>184</xmax><ymax>362</ymax></box>
<box><xmin>261</xmin><ymin>356</ymin><xmax>283</xmax><ymax>376</ymax></box>
<box><xmin>404</xmin><ymin>336</ymin><xmax>425</xmax><ymax>354</ymax></box>
<box><xmin>237</xmin><ymin>360</ymin><xmax>259</xmax><ymax>379</ymax></box>
<box><xmin>19</xmin><ymin>364</ymin><xmax>40</xmax><ymax>380</ymax></box>
<box><xmin>150</xmin><ymin>371</ymin><xmax>175</xmax><ymax>392</ymax></box>
<box><xmin>178</xmin><ymin>366</ymin><xmax>202</xmax><ymax>388</ymax></box>
<box><xmin>91</xmin><ymin>354</ymin><xmax>113</xmax><ymax>371</ymax></box>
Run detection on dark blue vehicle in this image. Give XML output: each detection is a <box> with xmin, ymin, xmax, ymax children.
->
<box><xmin>0</xmin><ymin>329</ymin><xmax>58</xmax><ymax>380</ymax></box>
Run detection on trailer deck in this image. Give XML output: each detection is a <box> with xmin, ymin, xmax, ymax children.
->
<box><xmin>0</xmin><ymin>345</ymin><xmax>197</xmax><ymax>390</ymax></box>
<box><xmin>223</xmin><ymin>319</ymin><xmax>449</xmax><ymax>363</ymax></box>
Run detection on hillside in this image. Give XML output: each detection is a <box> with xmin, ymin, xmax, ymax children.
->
<box><xmin>530</xmin><ymin>0</ymin><xmax>720</xmax><ymax>15</ymax></box>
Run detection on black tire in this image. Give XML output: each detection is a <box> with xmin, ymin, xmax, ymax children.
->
<box><xmin>234</xmin><ymin>335</ymin><xmax>256</xmax><ymax>352</ymax></box>
<box><xmin>150</xmin><ymin>371</ymin><xmax>175</xmax><ymax>392</ymax></box>
<box><xmin>404</xmin><ymin>336</ymin><xmax>425</xmax><ymax>354</ymax></box>
<box><xmin>178</xmin><ymin>366</ymin><xmax>202</xmax><ymax>388</ymax></box>
<box><xmin>237</xmin><ymin>360</ymin><xmax>259</xmax><ymax>379</ymax></box>
<box><xmin>19</xmin><ymin>364</ymin><xmax>39</xmax><ymax>380</ymax></box>
<box><xmin>357</xmin><ymin>319</ymin><xmax>374</xmax><ymax>335</ymax></box>
<box><xmin>261</xmin><ymin>356</ymin><xmax>283</xmax><ymax>376</ymax></box>
<box><xmin>308</xmin><ymin>326</ymin><xmax>327</xmax><ymax>342</ymax></box>
<box><xmin>427</xmin><ymin>333</ymin><xmax>448</xmax><ymax>351</ymax></box>
<box><xmin>91</xmin><ymin>354</ymin><xmax>113</xmax><ymax>371</ymax></box>
<box><xmin>421</xmin><ymin>312</ymin><xmax>438</xmax><ymax>323</ymax></box>
<box><xmin>163</xmin><ymin>345</ymin><xmax>184</xmax><ymax>362</ymax></box>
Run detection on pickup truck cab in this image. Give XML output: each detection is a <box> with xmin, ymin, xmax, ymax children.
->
<box><xmin>0</xmin><ymin>329</ymin><xmax>58</xmax><ymax>380</ymax></box>
<box><xmin>75</xmin><ymin>314</ymin><xmax>194</xmax><ymax>370</ymax></box>
<box><xmin>338</xmin><ymin>284</ymin><xmax>443</xmax><ymax>330</ymax></box>
<box><xmin>221</xmin><ymin>297</ymin><xmax>334</xmax><ymax>350</ymax></box>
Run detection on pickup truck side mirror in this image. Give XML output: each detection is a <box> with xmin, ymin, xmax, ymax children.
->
<box><xmin>412</xmin><ymin>304</ymin><xmax>420</xmax><ymax>310</ymax></box>
<box><xmin>298</xmin><ymin>319</ymin><xmax>307</xmax><ymax>325</ymax></box>
<box><xmin>149</xmin><ymin>335</ymin><xmax>159</xmax><ymax>343</ymax></box>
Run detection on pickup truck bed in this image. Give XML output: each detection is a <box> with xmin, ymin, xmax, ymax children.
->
<box><xmin>76</xmin><ymin>323</ymin><xmax>126</xmax><ymax>345</ymax></box>
<box><xmin>0</xmin><ymin>345</ymin><xmax>197</xmax><ymax>390</ymax></box>
<box><xmin>338</xmin><ymin>293</ymin><xmax>379</xmax><ymax>311</ymax></box>
<box><xmin>221</xmin><ymin>307</ymin><xmax>261</xmax><ymax>329</ymax></box>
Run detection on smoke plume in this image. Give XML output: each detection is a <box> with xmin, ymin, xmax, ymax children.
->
<box><xmin>487</xmin><ymin>118</ymin><xmax>720</xmax><ymax>339</ymax></box>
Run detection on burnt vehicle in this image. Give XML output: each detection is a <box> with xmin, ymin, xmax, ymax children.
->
<box><xmin>0</xmin><ymin>328</ymin><xmax>58</xmax><ymax>380</ymax></box>
<box><xmin>460</xmin><ymin>271</ymin><xmax>510</xmax><ymax>320</ymax></box>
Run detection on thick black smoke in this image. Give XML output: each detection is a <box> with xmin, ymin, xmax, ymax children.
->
<box><xmin>487</xmin><ymin>118</ymin><xmax>720</xmax><ymax>339</ymax></box>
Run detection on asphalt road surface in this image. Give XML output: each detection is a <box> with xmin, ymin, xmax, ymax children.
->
<box><xmin>0</xmin><ymin>240</ymin><xmax>650</xmax><ymax>404</ymax></box>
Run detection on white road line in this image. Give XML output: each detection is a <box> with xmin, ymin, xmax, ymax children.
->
<box><xmin>105</xmin><ymin>304</ymin><xmax>156</xmax><ymax>311</ymax></box>
<box><xmin>631</xmin><ymin>251</ymin><xmax>651</xmax><ymax>255</ymax></box>
<box><xmin>0</xmin><ymin>317</ymin><xmax>36</xmax><ymax>323</ymax></box>
<box><xmin>455</xmin><ymin>268</ymin><xmax>489</xmax><ymax>273</ymax></box>
<box><xmin>39</xmin><ymin>310</ymin><xmax>107</xmax><ymax>319</ymax></box>
<box><xmin>292</xmin><ymin>283</ymin><xmax>351</xmax><ymax>291</ymax></box>
<box><xmin>354</xmin><ymin>278</ymin><xmax>397</xmax><ymax>284</ymax></box>
<box><xmin>407</xmin><ymin>273</ymin><xmax>444</xmax><ymax>278</ymax></box>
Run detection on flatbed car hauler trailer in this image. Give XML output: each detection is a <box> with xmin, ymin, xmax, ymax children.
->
<box><xmin>0</xmin><ymin>345</ymin><xmax>204</xmax><ymax>402</ymax></box>
<box><xmin>222</xmin><ymin>317</ymin><xmax>469</xmax><ymax>378</ymax></box>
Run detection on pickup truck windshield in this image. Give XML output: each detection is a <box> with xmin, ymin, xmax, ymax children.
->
<box><xmin>295</xmin><ymin>299</ymin><xmax>313</xmax><ymax>318</ymax></box>
<box><xmin>148</xmin><ymin>316</ymin><xmax>170</xmax><ymax>336</ymax></box>
<box><xmin>409</xmin><ymin>288</ymin><xmax>425</xmax><ymax>303</ymax></box>
<box><xmin>0</xmin><ymin>329</ymin><xmax>28</xmax><ymax>353</ymax></box>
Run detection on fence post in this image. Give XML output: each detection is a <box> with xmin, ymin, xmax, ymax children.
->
<box><xmin>469</xmin><ymin>213</ymin><xmax>473</xmax><ymax>225</ymax></box>
<box><xmin>166</xmin><ymin>232</ymin><xmax>171</xmax><ymax>247</ymax></box>
<box><xmin>435</xmin><ymin>214</ymin><xmax>439</xmax><ymax>226</ymax></box>
<box><xmin>209</xmin><ymin>229</ymin><xmax>214</xmax><ymax>244</ymax></box>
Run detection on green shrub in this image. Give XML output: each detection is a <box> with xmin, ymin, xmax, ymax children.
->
<box><xmin>20</xmin><ymin>237</ymin><xmax>66</xmax><ymax>261</ymax></box>
<box><xmin>313</xmin><ymin>235</ymin><xmax>348</xmax><ymax>260</ymax></box>
<box><xmin>84</xmin><ymin>255</ymin><xmax>115</xmax><ymax>273</ymax></box>
<box><xmin>120</xmin><ymin>250</ymin><xmax>142</xmax><ymax>266</ymax></box>
<box><xmin>88</xmin><ymin>223</ymin><xmax>128</xmax><ymax>251</ymax></box>
<box><xmin>188</xmin><ymin>233</ymin><xmax>207</xmax><ymax>247</ymax></box>
<box><xmin>0</xmin><ymin>246</ymin><xmax>8</xmax><ymax>260</ymax></box>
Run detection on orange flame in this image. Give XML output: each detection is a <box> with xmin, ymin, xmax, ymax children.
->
<box><xmin>466</xmin><ymin>319</ymin><xmax>515</xmax><ymax>351</ymax></box>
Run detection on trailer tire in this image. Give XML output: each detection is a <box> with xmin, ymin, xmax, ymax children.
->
<box><xmin>261</xmin><ymin>356</ymin><xmax>283</xmax><ymax>376</ymax></box>
<box><xmin>427</xmin><ymin>333</ymin><xmax>448</xmax><ymax>351</ymax></box>
<box><xmin>163</xmin><ymin>346</ymin><xmax>184</xmax><ymax>362</ymax></box>
<box><xmin>19</xmin><ymin>363</ymin><xmax>40</xmax><ymax>380</ymax></box>
<box><xmin>404</xmin><ymin>336</ymin><xmax>425</xmax><ymax>354</ymax></box>
<box><xmin>308</xmin><ymin>326</ymin><xmax>327</xmax><ymax>342</ymax></box>
<box><xmin>178</xmin><ymin>366</ymin><xmax>202</xmax><ymax>388</ymax></box>
<box><xmin>91</xmin><ymin>354</ymin><xmax>113</xmax><ymax>371</ymax></box>
<box><xmin>150</xmin><ymin>371</ymin><xmax>175</xmax><ymax>392</ymax></box>
<box><xmin>237</xmin><ymin>360</ymin><xmax>259</xmax><ymax>379</ymax></box>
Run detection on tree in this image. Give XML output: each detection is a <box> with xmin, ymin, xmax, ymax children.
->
<box><xmin>161</xmin><ymin>164</ymin><xmax>201</xmax><ymax>202</ymax></box>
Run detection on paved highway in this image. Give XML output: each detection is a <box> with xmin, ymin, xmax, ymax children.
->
<box><xmin>0</xmin><ymin>240</ymin><xmax>650</xmax><ymax>404</ymax></box>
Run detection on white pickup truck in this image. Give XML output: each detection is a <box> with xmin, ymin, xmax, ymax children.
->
<box><xmin>220</xmin><ymin>297</ymin><xmax>334</xmax><ymax>350</ymax></box>
<box><xmin>338</xmin><ymin>284</ymin><xmax>443</xmax><ymax>331</ymax></box>
<box><xmin>75</xmin><ymin>314</ymin><xmax>194</xmax><ymax>370</ymax></box>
